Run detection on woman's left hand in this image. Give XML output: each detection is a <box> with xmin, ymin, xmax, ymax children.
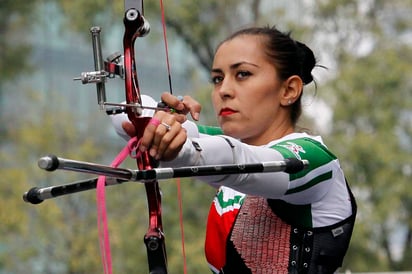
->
<box><xmin>123</xmin><ymin>111</ymin><xmax>187</xmax><ymax>161</ymax></box>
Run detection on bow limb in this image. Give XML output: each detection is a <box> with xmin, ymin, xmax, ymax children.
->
<box><xmin>123</xmin><ymin>1</ymin><xmax>168</xmax><ymax>273</ymax></box>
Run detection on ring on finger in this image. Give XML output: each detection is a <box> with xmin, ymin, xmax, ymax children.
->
<box><xmin>161</xmin><ymin>122</ymin><xmax>171</xmax><ymax>131</ymax></box>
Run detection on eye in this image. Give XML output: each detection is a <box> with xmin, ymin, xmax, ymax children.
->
<box><xmin>236</xmin><ymin>70</ymin><xmax>252</xmax><ymax>79</ymax></box>
<box><xmin>210</xmin><ymin>75</ymin><xmax>223</xmax><ymax>85</ymax></box>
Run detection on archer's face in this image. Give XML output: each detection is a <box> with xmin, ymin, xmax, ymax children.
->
<box><xmin>210</xmin><ymin>35</ymin><xmax>289</xmax><ymax>145</ymax></box>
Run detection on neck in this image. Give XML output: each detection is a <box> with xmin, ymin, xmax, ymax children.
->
<box><xmin>242</xmin><ymin>123</ymin><xmax>295</xmax><ymax>146</ymax></box>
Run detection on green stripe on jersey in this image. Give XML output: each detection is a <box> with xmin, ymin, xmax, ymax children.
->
<box><xmin>285</xmin><ymin>170</ymin><xmax>333</xmax><ymax>195</ymax></box>
<box><xmin>197</xmin><ymin>125</ymin><xmax>223</xmax><ymax>135</ymax></box>
<box><xmin>271</xmin><ymin>137</ymin><xmax>337</xmax><ymax>179</ymax></box>
<box><xmin>216</xmin><ymin>190</ymin><xmax>245</xmax><ymax>208</ymax></box>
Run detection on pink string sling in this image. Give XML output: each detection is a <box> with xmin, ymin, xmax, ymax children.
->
<box><xmin>96</xmin><ymin>136</ymin><xmax>139</xmax><ymax>274</ymax></box>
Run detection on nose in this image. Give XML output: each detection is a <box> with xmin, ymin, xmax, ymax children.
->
<box><xmin>216</xmin><ymin>77</ymin><xmax>235</xmax><ymax>99</ymax></box>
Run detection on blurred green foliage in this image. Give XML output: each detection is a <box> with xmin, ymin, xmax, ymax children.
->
<box><xmin>0</xmin><ymin>0</ymin><xmax>411</xmax><ymax>273</ymax></box>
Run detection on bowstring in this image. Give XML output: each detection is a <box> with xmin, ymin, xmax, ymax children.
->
<box><xmin>160</xmin><ymin>0</ymin><xmax>173</xmax><ymax>95</ymax></box>
<box><xmin>159</xmin><ymin>1</ymin><xmax>188</xmax><ymax>273</ymax></box>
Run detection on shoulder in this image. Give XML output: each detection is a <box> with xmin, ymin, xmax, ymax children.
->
<box><xmin>268</xmin><ymin>133</ymin><xmax>338</xmax><ymax>167</ymax></box>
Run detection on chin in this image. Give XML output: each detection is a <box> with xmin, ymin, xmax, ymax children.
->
<box><xmin>220</xmin><ymin>124</ymin><xmax>242</xmax><ymax>139</ymax></box>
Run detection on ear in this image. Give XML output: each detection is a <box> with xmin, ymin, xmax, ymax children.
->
<box><xmin>280</xmin><ymin>75</ymin><xmax>303</xmax><ymax>106</ymax></box>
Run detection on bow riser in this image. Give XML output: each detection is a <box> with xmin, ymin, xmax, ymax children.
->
<box><xmin>123</xmin><ymin>8</ymin><xmax>146</xmax><ymax>129</ymax></box>
<box><xmin>123</xmin><ymin>2</ymin><xmax>168</xmax><ymax>273</ymax></box>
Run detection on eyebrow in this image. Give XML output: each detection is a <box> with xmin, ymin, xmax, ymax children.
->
<box><xmin>211</xmin><ymin>61</ymin><xmax>259</xmax><ymax>73</ymax></box>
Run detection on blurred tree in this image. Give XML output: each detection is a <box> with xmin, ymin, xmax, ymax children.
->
<box><xmin>0</xmin><ymin>0</ymin><xmax>38</xmax><ymax>83</ymax></box>
<box><xmin>0</xmin><ymin>0</ymin><xmax>40</xmax><ymax>136</ymax></box>
<box><xmin>325</xmin><ymin>45</ymin><xmax>412</xmax><ymax>271</ymax></box>
<box><xmin>312</xmin><ymin>0</ymin><xmax>412</xmax><ymax>271</ymax></box>
<box><xmin>2</xmin><ymin>0</ymin><xmax>412</xmax><ymax>273</ymax></box>
<box><xmin>0</xmin><ymin>90</ymin><xmax>106</xmax><ymax>272</ymax></box>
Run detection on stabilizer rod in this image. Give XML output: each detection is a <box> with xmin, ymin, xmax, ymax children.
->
<box><xmin>24</xmin><ymin>155</ymin><xmax>309</xmax><ymax>204</ymax></box>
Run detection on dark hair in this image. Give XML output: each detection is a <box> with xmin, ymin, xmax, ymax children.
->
<box><xmin>219</xmin><ymin>26</ymin><xmax>317</xmax><ymax>125</ymax></box>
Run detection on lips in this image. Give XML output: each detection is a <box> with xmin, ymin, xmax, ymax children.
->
<box><xmin>219</xmin><ymin>108</ymin><xmax>237</xmax><ymax>116</ymax></box>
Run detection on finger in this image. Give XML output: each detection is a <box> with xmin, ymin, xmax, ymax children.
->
<box><xmin>161</xmin><ymin>129</ymin><xmax>187</xmax><ymax>161</ymax></box>
<box><xmin>144</xmin><ymin>113</ymin><xmax>175</xmax><ymax>158</ymax></box>
<box><xmin>173</xmin><ymin>113</ymin><xmax>188</xmax><ymax>124</ymax></box>
<box><xmin>122</xmin><ymin>121</ymin><xmax>137</xmax><ymax>137</ymax></box>
<box><xmin>159</xmin><ymin>93</ymin><xmax>188</xmax><ymax>123</ymax></box>
<box><xmin>182</xmin><ymin>97</ymin><xmax>201</xmax><ymax>121</ymax></box>
<box><xmin>156</xmin><ymin>120</ymin><xmax>182</xmax><ymax>159</ymax></box>
<box><xmin>140</xmin><ymin>117</ymin><xmax>162</xmax><ymax>152</ymax></box>
<box><xmin>161</xmin><ymin>92</ymin><xmax>185</xmax><ymax>111</ymax></box>
<box><xmin>161</xmin><ymin>93</ymin><xmax>202</xmax><ymax>121</ymax></box>
<box><xmin>151</xmin><ymin>118</ymin><xmax>176</xmax><ymax>159</ymax></box>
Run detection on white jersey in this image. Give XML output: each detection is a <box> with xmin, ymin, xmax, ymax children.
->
<box><xmin>161</xmin><ymin>122</ymin><xmax>353</xmax><ymax>228</ymax></box>
<box><xmin>110</xmin><ymin>105</ymin><xmax>355</xmax><ymax>273</ymax></box>
<box><xmin>109</xmin><ymin>102</ymin><xmax>352</xmax><ymax>227</ymax></box>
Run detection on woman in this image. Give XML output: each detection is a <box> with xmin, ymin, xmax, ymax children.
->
<box><xmin>120</xmin><ymin>26</ymin><xmax>356</xmax><ymax>274</ymax></box>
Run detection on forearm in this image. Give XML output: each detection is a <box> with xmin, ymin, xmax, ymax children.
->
<box><xmin>160</xmin><ymin>136</ymin><xmax>290</xmax><ymax>198</ymax></box>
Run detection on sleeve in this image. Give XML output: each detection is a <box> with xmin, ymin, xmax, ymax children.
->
<box><xmin>160</xmin><ymin>135</ymin><xmax>291</xmax><ymax>198</ymax></box>
<box><xmin>269</xmin><ymin>137</ymin><xmax>338</xmax><ymax>204</ymax></box>
<box><xmin>162</xmin><ymin>135</ymin><xmax>341</xmax><ymax>203</ymax></box>
<box><xmin>197</xmin><ymin>124</ymin><xmax>223</xmax><ymax>135</ymax></box>
<box><xmin>186</xmin><ymin>122</ymin><xmax>223</xmax><ymax>138</ymax></box>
